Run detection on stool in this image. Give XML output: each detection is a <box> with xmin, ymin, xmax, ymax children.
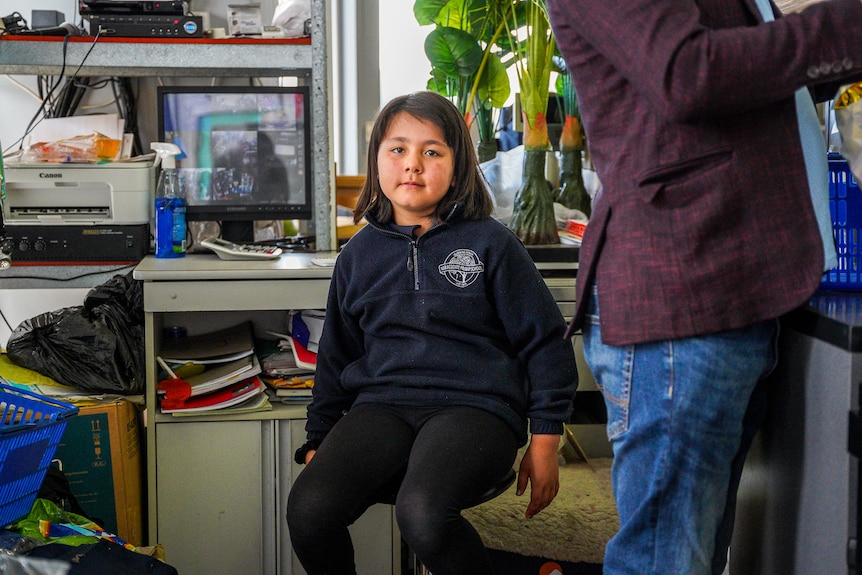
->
<box><xmin>377</xmin><ymin>468</ymin><xmax>517</xmax><ymax>575</ymax></box>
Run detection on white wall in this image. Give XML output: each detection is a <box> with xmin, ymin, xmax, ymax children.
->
<box><xmin>333</xmin><ymin>0</ymin><xmax>431</xmax><ymax>174</ymax></box>
<box><xmin>377</xmin><ymin>0</ymin><xmax>430</xmax><ymax>107</ymax></box>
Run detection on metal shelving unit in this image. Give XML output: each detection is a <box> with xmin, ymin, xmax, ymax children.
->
<box><xmin>0</xmin><ymin>0</ymin><xmax>335</xmax><ymax>250</ymax></box>
<box><xmin>0</xmin><ymin>38</ymin><xmax>310</xmax><ymax>76</ymax></box>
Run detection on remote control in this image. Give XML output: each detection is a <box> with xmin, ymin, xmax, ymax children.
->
<box><xmin>200</xmin><ymin>237</ymin><xmax>283</xmax><ymax>261</ymax></box>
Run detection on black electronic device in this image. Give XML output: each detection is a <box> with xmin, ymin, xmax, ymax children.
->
<box><xmin>157</xmin><ymin>85</ymin><xmax>314</xmax><ymax>243</ymax></box>
<box><xmin>86</xmin><ymin>14</ymin><xmax>203</xmax><ymax>37</ymax></box>
<box><xmin>14</xmin><ymin>23</ymin><xmax>84</xmax><ymax>36</ymax></box>
<box><xmin>79</xmin><ymin>1</ymin><xmax>186</xmax><ymax>16</ymax></box>
<box><xmin>31</xmin><ymin>10</ymin><xmax>65</xmax><ymax>28</ymax></box>
<box><xmin>1</xmin><ymin>224</ymin><xmax>149</xmax><ymax>264</ymax></box>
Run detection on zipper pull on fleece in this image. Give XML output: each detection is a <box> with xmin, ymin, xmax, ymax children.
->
<box><xmin>406</xmin><ymin>253</ymin><xmax>414</xmax><ymax>272</ymax></box>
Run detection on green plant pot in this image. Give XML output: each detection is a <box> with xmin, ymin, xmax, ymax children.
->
<box><xmin>477</xmin><ymin>140</ymin><xmax>498</xmax><ymax>165</ymax></box>
<box><xmin>509</xmin><ymin>149</ymin><xmax>558</xmax><ymax>245</ymax></box>
<box><xmin>555</xmin><ymin>147</ymin><xmax>591</xmax><ymax>217</ymax></box>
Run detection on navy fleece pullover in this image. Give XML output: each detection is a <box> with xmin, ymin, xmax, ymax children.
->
<box><xmin>305</xmin><ymin>213</ymin><xmax>578</xmax><ymax>446</ymax></box>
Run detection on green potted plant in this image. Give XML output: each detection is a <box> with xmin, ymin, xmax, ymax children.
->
<box><xmin>507</xmin><ymin>0</ymin><xmax>558</xmax><ymax>245</ymax></box>
<box><xmin>413</xmin><ymin>0</ymin><xmax>512</xmax><ymax>163</ymax></box>
<box><xmin>554</xmin><ymin>57</ymin><xmax>590</xmax><ymax>216</ymax></box>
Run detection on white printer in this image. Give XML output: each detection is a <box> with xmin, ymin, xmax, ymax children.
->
<box><xmin>3</xmin><ymin>159</ymin><xmax>153</xmax><ymax>225</ymax></box>
<box><xmin>1</xmin><ymin>159</ymin><xmax>154</xmax><ymax>263</ymax></box>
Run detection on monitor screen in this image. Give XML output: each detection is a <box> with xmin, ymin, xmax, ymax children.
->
<box><xmin>156</xmin><ymin>85</ymin><xmax>312</xmax><ymax>242</ymax></box>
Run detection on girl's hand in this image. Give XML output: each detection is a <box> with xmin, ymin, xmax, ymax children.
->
<box><xmin>516</xmin><ymin>434</ymin><xmax>561</xmax><ymax>518</ymax></box>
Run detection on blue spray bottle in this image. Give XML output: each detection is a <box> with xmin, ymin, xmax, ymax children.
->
<box><xmin>152</xmin><ymin>143</ymin><xmax>186</xmax><ymax>258</ymax></box>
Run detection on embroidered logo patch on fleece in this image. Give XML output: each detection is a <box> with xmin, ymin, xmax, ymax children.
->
<box><xmin>438</xmin><ymin>249</ymin><xmax>485</xmax><ymax>288</ymax></box>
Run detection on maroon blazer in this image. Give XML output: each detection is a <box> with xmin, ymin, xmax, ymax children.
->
<box><xmin>548</xmin><ymin>0</ymin><xmax>862</xmax><ymax>345</ymax></box>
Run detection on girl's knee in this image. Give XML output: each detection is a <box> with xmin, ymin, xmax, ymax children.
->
<box><xmin>395</xmin><ymin>495</ymin><xmax>452</xmax><ymax>550</ymax></box>
<box><xmin>288</xmin><ymin>482</ymin><xmax>335</xmax><ymax>536</ymax></box>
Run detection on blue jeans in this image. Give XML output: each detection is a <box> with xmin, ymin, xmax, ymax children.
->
<box><xmin>583</xmin><ymin>291</ymin><xmax>778</xmax><ymax>575</ymax></box>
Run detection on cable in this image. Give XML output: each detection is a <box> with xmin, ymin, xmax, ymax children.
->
<box><xmin>0</xmin><ymin>308</ymin><xmax>13</xmax><ymax>332</ymax></box>
<box><xmin>12</xmin><ymin>46</ymin><xmax>72</xmax><ymax>151</ymax></box>
<box><xmin>0</xmin><ymin>264</ymin><xmax>136</xmax><ymax>282</ymax></box>
<box><xmin>0</xmin><ymin>13</ymin><xmax>28</xmax><ymax>36</ymax></box>
<box><xmin>115</xmin><ymin>77</ymin><xmax>142</xmax><ymax>156</ymax></box>
<box><xmin>4</xmin><ymin>29</ymin><xmax>102</xmax><ymax>155</ymax></box>
<box><xmin>1</xmin><ymin>75</ymin><xmax>43</xmax><ymax>102</ymax></box>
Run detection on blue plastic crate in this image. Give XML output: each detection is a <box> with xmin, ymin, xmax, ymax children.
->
<box><xmin>0</xmin><ymin>382</ymin><xmax>78</xmax><ymax>528</ymax></box>
<box><xmin>822</xmin><ymin>155</ymin><xmax>862</xmax><ymax>290</ymax></box>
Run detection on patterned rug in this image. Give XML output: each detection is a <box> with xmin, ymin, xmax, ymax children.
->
<box><xmin>465</xmin><ymin>457</ymin><xmax>617</xmax><ymax>565</ymax></box>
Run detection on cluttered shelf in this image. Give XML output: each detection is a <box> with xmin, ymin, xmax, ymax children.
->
<box><xmin>0</xmin><ymin>35</ymin><xmax>313</xmax><ymax>77</ymax></box>
<box><xmin>151</xmin><ymin>389</ymin><xmax>309</xmax><ymax>423</ymax></box>
<box><xmin>152</xmin><ymin>318</ymin><xmax>319</xmax><ymax>424</ymax></box>
<box><xmin>0</xmin><ymin>35</ymin><xmax>311</xmax><ymax>44</ymax></box>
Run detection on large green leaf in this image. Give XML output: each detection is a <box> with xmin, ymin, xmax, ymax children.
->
<box><xmin>414</xmin><ymin>0</ymin><xmax>470</xmax><ymax>29</ymax></box>
<box><xmin>414</xmin><ymin>0</ymin><xmax>455</xmax><ymax>26</ymax></box>
<box><xmin>555</xmin><ymin>66</ymin><xmax>579</xmax><ymax>117</ymax></box>
<box><xmin>476</xmin><ymin>52</ymin><xmax>511</xmax><ymax>108</ymax></box>
<box><xmin>424</xmin><ymin>26</ymin><xmax>484</xmax><ymax>78</ymax></box>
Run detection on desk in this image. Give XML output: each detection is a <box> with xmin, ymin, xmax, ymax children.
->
<box><xmin>731</xmin><ymin>292</ymin><xmax>862</xmax><ymax>575</ymax></box>
<box><xmin>134</xmin><ymin>254</ymin><xmax>395</xmax><ymax>575</ymax></box>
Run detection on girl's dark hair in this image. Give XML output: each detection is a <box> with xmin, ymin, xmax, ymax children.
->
<box><xmin>353</xmin><ymin>91</ymin><xmax>494</xmax><ymax>225</ymax></box>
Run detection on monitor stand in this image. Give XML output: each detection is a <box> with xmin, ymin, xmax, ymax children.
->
<box><xmin>220</xmin><ymin>220</ymin><xmax>256</xmax><ymax>244</ymax></box>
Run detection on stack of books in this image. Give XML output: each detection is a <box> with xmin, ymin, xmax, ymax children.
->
<box><xmin>259</xmin><ymin>310</ymin><xmax>324</xmax><ymax>403</ymax></box>
<box><xmin>157</xmin><ymin>321</ymin><xmax>270</xmax><ymax>416</ymax></box>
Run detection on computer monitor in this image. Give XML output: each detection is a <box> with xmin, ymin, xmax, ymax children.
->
<box><xmin>156</xmin><ymin>85</ymin><xmax>312</xmax><ymax>243</ymax></box>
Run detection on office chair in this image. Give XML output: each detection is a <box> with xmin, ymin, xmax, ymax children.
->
<box><xmin>377</xmin><ymin>467</ymin><xmax>517</xmax><ymax>575</ymax></box>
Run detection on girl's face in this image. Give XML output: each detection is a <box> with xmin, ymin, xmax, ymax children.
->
<box><xmin>377</xmin><ymin>111</ymin><xmax>455</xmax><ymax>231</ymax></box>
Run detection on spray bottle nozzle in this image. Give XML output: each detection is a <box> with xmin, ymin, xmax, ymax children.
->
<box><xmin>151</xmin><ymin>142</ymin><xmax>182</xmax><ymax>170</ymax></box>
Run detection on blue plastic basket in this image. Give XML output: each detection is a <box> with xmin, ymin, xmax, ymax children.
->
<box><xmin>821</xmin><ymin>155</ymin><xmax>862</xmax><ymax>290</ymax></box>
<box><xmin>0</xmin><ymin>382</ymin><xmax>78</xmax><ymax>528</ymax></box>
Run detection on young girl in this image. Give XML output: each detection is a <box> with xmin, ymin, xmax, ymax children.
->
<box><xmin>287</xmin><ymin>91</ymin><xmax>578</xmax><ymax>575</ymax></box>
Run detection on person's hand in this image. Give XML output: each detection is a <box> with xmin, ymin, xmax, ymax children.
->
<box><xmin>305</xmin><ymin>449</ymin><xmax>316</xmax><ymax>464</ymax></box>
<box><xmin>516</xmin><ymin>434</ymin><xmax>560</xmax><ymax>518</ymax></box>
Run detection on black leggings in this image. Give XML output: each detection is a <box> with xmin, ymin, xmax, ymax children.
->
<box><xmin>287</xmin><ymin>403</ymin><xmax>519</xmax><ymax>575</ymax></box>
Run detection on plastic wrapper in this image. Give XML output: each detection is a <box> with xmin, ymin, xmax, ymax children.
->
<box><xmin>8</xmin><ymin>499</ymin><xmax>130</xmax><ymax>548</ymax></box>
<box><xmin>7</xmin><ymin>500</ymin><xmax>175</xmax><ymax>574</ymax></box>
<box><xmin>20</xmin><ymin>131</ymin><xmax>121</xmax><ymax>163</ymax></box>
<box><xmin>272</xmin><ymin>0</ymin><xmax>310</xmax><ymax>38</ymax></box>
<box><xmin>834</xmin><ymin>82</ymin><xmax>862</xmax><ymax>179</ymax></box>
<box><xmin>481</xmin><ymin>145</ymin><xmax>525</xmax><ymax>225</ymax></box>
<box><xmin>0</xmin><ymin>555</ymin><xmax>69</xmax><ymax>575</ymax></box>
<box><xmin>482</xmin><ymin>145</ymin><xmax>601</xmax><ymax>228</ymax></box>
<box><xmin>6</xmin><ymin>272</ymin><xmax>144</xmax><ymax>395</ymax></box>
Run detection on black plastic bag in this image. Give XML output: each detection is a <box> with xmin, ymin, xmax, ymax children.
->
<box><xmin>6</xmin><ymin>271</ymin><xmax>145</xmax><ymax>394</ymax></box>
<box><xmin>29</xmin><ymin>539</ymin><xmax>179</xmax><ymax>575</ymax></box>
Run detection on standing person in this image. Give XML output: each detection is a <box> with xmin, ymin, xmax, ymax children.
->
<box><xmin>547</xmin><ymin>1</ymin><xmax>862</xmax><ymax>574</ymax></box>
<box><xmin>286</xmin><ymin>90</ymin><xmax>578</xmax><ymax>575</ymax></box>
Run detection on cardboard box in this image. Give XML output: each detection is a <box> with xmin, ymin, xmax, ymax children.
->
<box><xmin>53</xmin><ymin>398</ymin><xmax>144</xmax><ymax>546</ymax></box>
<box><xmin>227</xmin><ymin>3</ymin><xmax>263</xmax><ymax>36</ymax></box>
